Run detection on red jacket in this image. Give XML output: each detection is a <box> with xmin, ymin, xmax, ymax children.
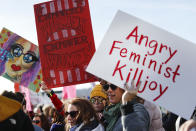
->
<box><xmin>48</xmin><ymin>90</ymin><xmax>65</xmax><ymax>117</ymax></box>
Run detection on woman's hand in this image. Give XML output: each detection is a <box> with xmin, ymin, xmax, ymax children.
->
<box><xmin>40</xmin><ymin>81</ymin><xmax>51</xmax><ymax>94</ymax></box>
<box><xmin>122</xmin><ymin>80</ymin><xmax>141</xmax><ymax>104</ymax></box>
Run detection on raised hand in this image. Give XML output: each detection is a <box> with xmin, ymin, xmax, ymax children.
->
<box><xmin>122</xmin><ymin>80</ymin><xmax>141</xmax><ymax>104</ymax></box>
<box><xmin>40</xmin><ymin>81</ymin><xmax>51</xmax><ymax>94</ymax></box>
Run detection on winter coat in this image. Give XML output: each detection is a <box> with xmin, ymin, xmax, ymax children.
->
<box><xmin>0</xmin><ymin>96</ymin><xmax>34</xmax><ymax>131</ymax></box>
<box><xmin>69</xmin><ymin>118</ymin><xmax>104</xmax><ymax>131</ymax></box>
<box><xmin>104</xmin><ymin>99</ymin><xmax>150</xmax><ymax>131</ymax></box>
<box><xmin>144</xmin><ymin>100</ymin><xmax>165</xmax><ymax>131</ymax></box>
<box><xmin>48</xmin><ymin>90</ymin><xmax>64</xmax><ymax>116</ymax></box>
<box><xmin>0</xmin><ymin>109</ymin><xmax>34</xmax><ymax>131</ymax></box>
<box><xmin>34</xmin><ymin>124</ymin><xmax>45</xmax><ymax>131</ymax></box>
<box><xmin>162</xmin><ymin>112</ymin><xmax>178</xmax><ymax>131</ymax></box>
<box><xmin>50</xmin><ymin>123</ymin><xmax>65</xmax><ymax>131</ymax></box>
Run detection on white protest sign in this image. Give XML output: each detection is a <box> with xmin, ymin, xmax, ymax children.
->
<box><xmin>86</xmin><ymin>10</ymin><xmax>196</xmax><ymax>119</ymax></box>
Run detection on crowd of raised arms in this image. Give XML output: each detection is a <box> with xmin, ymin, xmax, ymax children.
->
<box><xmin>0</xmin><ymin>79</ymin><xmax>196</xmax><ymax>131</ymax></box>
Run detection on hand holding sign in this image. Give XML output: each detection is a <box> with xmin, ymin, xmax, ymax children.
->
<box><xmin>122</xmin><ymin>80</ymin><xmax>141</xmax><ymax>104</ymax></box>
<box><xmin>40</xmin><ymin>81</ymin><xmax>51</xmax><ymax>94</ymax></box>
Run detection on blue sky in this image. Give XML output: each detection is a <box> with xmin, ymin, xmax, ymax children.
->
<box><xmin>0</xmin><ymin>0</ymin><xmax>196</xmax><ymax>93</ymax></box>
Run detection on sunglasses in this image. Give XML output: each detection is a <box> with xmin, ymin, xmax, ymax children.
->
<box><xmin>103</xmin><ymin>84</ymin><xmax>118</xmax><ymax>91</ymax></box>
<box><xmin>11</xmin><ymin>44</ymin><xmax>39</xmax><ymax>63</ymax></box>
<box><xmin>32</xmin><ymin>120</ymin><xmax>40</xmax><ymax>124</ymax></box>
<box><xmin>65</xmin><ymin>111</ymin><xmax>78</xmax><ymax>118</ymax></box>
<box><xmin>90</xmin><ymin>97</ymin><xmax>105</xmax><ymax>104</ymax></box>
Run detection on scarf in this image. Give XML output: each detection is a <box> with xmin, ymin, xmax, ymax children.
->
<box><xmin>103</xmin><ymin>103</ymin><xmax>121</xmax><ymax>131</ymax></box>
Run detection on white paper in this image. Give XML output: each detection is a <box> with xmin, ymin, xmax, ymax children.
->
<box><xmin>86</xmin><ymin>10</ymin><xmax>196</xmax><ymax>119</ymax></box>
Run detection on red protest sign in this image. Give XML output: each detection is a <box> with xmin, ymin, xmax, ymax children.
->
<box><xmin>34</xmin><ymin>0</ymin><xmax>97</xmax><ymax>88</ymax></box>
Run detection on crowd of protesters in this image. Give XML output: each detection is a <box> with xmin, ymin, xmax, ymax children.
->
<box><xmin>0</xmin><ymin>79</ymin><xmax>196</xmax><ymax>131</ymax></box>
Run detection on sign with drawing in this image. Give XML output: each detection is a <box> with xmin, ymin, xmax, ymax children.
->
<box><xmin>0</xmin><ymin>28</ymin><xmax>41</xmax><ymax>88</ymax></box>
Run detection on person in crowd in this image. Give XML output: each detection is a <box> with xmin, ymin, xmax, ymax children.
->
<box><xmin>33</xmin><ymin>113</ymin><xmax>50</xmax><ymax>131</ymax></box>
<box><xmin>50</xmin><ymin>108</ymin><xmax>65</xmax><ymax>131</ymax></box>
<box><xmin>43</xmin><ymin>104</ymin><xmax>53</xmax><ymax>125</ymax></box>
<box><xmin>15</xmin><ymin>92</ymin><xmax>27</xmax><ymax>113</ymax></box>
<box><xmin>0</xmin><ymin>92</ymin><xmax>34</xmax><ymax>131</ymax></box>
<box><xmin>34</xmin><ymin>104</ymin><xmax>44</xmax><ymax>114</ymax></box>
<box><xmin>179</xmin><ymin>119</ymin><xmax>196</xmax><ymax>131</ymax></box>
<box><xmin>65</xmin><ymin>98</ymin><xmax>104</xmax><ymax>131</ymax></box>
<box><xmin>162</xmin><ymin>111</ymin><xmax>178</xmax><ymax>131</ymax></box>
<box><xmin>176</xmin><ymin>107</ymin><xmax>196</xmax><ymax>131</ymax></box>
<box><xmin>2</xmin><ymin>90</ymin><xmax>46</xmax><ymax>131</ymax></box>
<box><xmin>136</xmin><ymin>97</ymin><xmax>165</xmax><ymax>131</ymax></box>
<box><xmin>41</xmin><ymin>81</ymin><xmax>65</xmax><ymax>117</ymax></box>
<box><xmin>90</xmin><ymin>84</ymin><xmax>108</xmax><ymax>121</ymax></box>
<box><xmin>49</xmin><ymin>107</ymin><xmax>56</xmax><ymax>124</ymax></box>
<box><xmin>28</xmin><ymin>111</ymin><xmax>35</xmax><ymax>120</ymax></box>
<box><xmin>191</xmin><ymin>107</ymin><xmax>196</xmax><ymax>120</ymax></box>
<box><xmin>101</xmin><ymin>79</ymin><xmax>150</xmax><ymax>131</ymax></box>
<box><xmin>15</xmin><ymin>91</ymin><xmax>44</xmax><ymax>131</ymax></box>
<box><xmin>175</xmin><ymin>116</ymin><xmax>187</xmax><ymax>130</ymax></box>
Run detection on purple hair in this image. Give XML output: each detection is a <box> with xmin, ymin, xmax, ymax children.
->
<box><xmin>20</xmin><ymin>59</ymin><xmax>41</xmax><ymax>87</ymax></box>
<box><xmin>0</xmin><ymin>34</ymin><xmax>20</xmax><ymax>75</ymax></box>
<box><xmin>0</xmin><ymin>34</ymin><xmax>41</xmax><ymax>87</ymax></box>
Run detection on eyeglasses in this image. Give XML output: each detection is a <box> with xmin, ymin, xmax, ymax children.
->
<box><xmin>103</xmin><ymin>84</ymin><xmax>118</xmax><ymax>91</ymax></box>
<box><xmin>65</xmin><ymin>111</ymin><xmax>78</xmax><ymax>118</ymax></box>
<box><xmin>90</xmin><ymin>97</ymin><xmax>105</xmax><ymax>104</ymax></box>
<box><xmin>11</xmin><ymin>44</ymin><xmax>38</xmax><ymax>63</ymax></box>
<box><xmin>32</xmin><ymin>120</ymin><xmax>40</xmax><ymax>124</ymax></box>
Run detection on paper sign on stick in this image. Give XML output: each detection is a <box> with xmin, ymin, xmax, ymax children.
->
<box><xmin>86</xmin><ymin>10</ymin><xmax>196</xmax><ymax>119</ymax></box>
<box><xmin>34</xmin><ymin>0</ymin><xmax>97</xmax><ymax>88</ymax></box>
<box><xmin>0</xmin><ymin>28</ymin><xmax>41</xmax><ymax>89</ymax></box>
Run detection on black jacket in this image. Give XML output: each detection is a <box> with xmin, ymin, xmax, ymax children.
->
<box><xmin>0</xmin><ymin>110</ymin><xmax>34</xmax><ymax>131</ymax></box>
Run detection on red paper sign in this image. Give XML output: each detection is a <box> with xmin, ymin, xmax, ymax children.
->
<box><xmin>34</xmin><ymin>0</ymin><xmax>97</xmax><ymax>88</ymax></box>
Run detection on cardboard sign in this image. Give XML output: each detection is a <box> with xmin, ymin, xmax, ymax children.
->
<box><xmin>34</xmin><ymin>0</ymin><xmax>97</xmax><ymax>88</ymax></box>
<box><xmin>86</xmin><ymin>10</ymin><xmax>196</xmax><ymax>119</ymax></box>
<box><xmin>0</xmin><ymin>28</ymin><xmax>41</xmax><ymax>90</ymax></box>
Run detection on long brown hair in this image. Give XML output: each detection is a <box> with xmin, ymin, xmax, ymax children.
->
<box><xmin>34</xmin><ymin>113</ymin><xmax>50</xmax><ymax>131</ymax></box>
<box><xmin>69</xmin><ymin>98</ymin><xmax>98</xmax><ymax>125</ymax></box>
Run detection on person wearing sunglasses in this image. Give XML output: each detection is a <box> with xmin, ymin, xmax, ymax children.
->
<box><xmin>33</xmin><ymin>113</ymin><xmax>50</xmax><ymax>131</ymax></box>
<box><xmin>65</xmin><ymin>98</ymin><xmax>104</xmax><ymax>131</ymax></box>
<box><xmin>100</xmin><ymin>80</ymin><xmax>150</xmax><ymax>131</ymax></box>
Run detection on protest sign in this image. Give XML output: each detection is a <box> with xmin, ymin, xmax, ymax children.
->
<box><xmin>14</xmin><ymin>83</ymin><xmax>32</xmax><ymax>111</ymax></box>
<box><xmin>63</xmin><ymin>85</ymin><xmax>76</xmax><ymax>99</ymax></box>
<box><xmin>0</xmin><ymin>28</ymin><xmax>41</xmax><ymax>90</ymax></box>
<box><xmin>86</xmin><ymin>10</ymin><xmax>196</xmax><ymax>119</ymax></box>
<box><xmin>34</xmin><ymin>0</ymin><xmax>97</xmax><ymax>88</ymax></box>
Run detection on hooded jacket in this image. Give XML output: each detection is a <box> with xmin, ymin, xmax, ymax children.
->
<box><xmin>144</xmin><ymin>100</ymin><xmax>165</xmax><ymax>131</ymax></box>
